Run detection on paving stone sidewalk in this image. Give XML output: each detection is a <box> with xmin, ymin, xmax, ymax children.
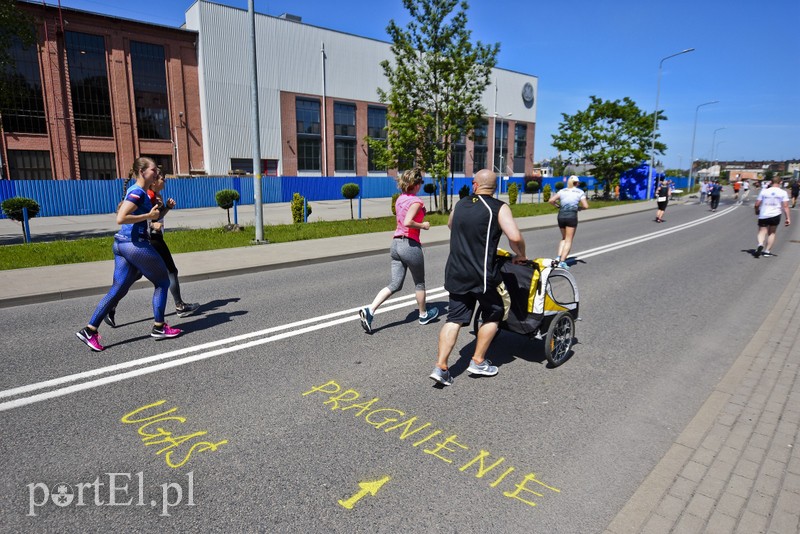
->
<box><xmin>606</xmin><ymin>263</ymin><xmax>800</xmax><ymax>533</ymax></box>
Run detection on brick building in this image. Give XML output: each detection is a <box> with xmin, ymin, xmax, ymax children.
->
<box><xmin>0</xmin><ymin>1</ymin><xmax>204</xmax><ymax>180</ymax></box>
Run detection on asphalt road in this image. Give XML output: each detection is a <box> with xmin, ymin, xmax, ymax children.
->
<box><xmin>1</xmin><ymin>195</ymin><xmax>798</xmax><ymax>533</ymax></box>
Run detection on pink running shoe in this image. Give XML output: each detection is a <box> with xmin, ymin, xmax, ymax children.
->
<box><xmin>76</xmin><ymin>328</ymin><xmax>104</xmax><ymax>352</ymax></box>
<box><xmin>151</xmin><ymin>323</ymin><xmax>182</xmax><ymax>339</ymax></box>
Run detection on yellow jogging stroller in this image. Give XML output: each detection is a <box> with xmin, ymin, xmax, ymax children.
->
<box><xmin>473</xmin><ymin>250</ymin><xmax>580</xmax><ymax>367</ymax></box>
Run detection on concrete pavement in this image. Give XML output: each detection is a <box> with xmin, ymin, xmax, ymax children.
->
<box><xmin>3</xmin><ymin>194</ymin><xmax>800</xmax><ymax>533</ymax></box>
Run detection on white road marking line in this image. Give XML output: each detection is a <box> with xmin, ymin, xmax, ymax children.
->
<box><xmin>0</xmin><ymin>204</ymin><xmax>738</xmax><ymax>412</ymax></box>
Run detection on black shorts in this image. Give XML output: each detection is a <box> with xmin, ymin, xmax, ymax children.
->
<box><xmin>557</xmin><ymin>215</ymin><xmax>578</xmax><ymax>229</ymax></box>
<box><xmin>758</xmin><ymin>215</ymin><xmax>781</xmax><ymax>227</ymax></box>
<box><xmin>446</xmin><ymin>289</ymin><xmax>504</xmax><ymax>326</ymax></box>
<box><xmin>657</xmin><ymin>200</ymin><xmax>668</xmax><ymax>210</ymax></box>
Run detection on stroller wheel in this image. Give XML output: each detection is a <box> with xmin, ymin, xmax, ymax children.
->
<box><xmin>544</xmin><ymin>311</ymin><xmax>574</xmax><ymax>367</ymax></box>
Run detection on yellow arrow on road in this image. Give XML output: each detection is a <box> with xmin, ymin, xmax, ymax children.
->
<box><xmin>338</xmin><ymin>476</ymin><xmax>391</xmax><ymax>510</ymax></box>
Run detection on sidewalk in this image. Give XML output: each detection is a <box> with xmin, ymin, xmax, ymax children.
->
<box><xmin>0</xmin><ymin>197</ymin><xmax>653</xmax><ymax>308</ymax></box>
<box><xmin>606</xmin><ymin>261</ymin><xmax>800</xmax><ymax>533</ymax></box>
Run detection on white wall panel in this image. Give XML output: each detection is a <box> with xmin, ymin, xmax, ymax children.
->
<box><xmin>186</xmin><ymin>0</ymin><xmax>537</xmax><ymax>175</ymax></box>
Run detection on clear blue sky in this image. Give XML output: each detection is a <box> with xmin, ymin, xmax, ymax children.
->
<box><xmin>54</xmin><ymin>0</ymin><xmax>800</xmax><ymax>170</ymax></box>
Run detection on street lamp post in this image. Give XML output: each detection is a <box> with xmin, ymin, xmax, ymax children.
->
<box><xmin>688</xmin><ymin>100</ymin><xmax>719</xmax><ymax>193</ymax></box>
<box><xmin>647</xmin><ymin>48</ymin><xmax>695</xmax><ymax>200</ymax></box>
<box><xmin>711</xmin><ymin>127</ymin><xmax>726</xmax><ymax>161</ymax></box>
<box><xmin>494</xmin><ymin>112</ymin><xmax>512</xmax><ymax>195</ymax></box>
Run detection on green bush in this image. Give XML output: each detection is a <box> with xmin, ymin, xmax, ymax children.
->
<box><xmin>525</xmin><ymin>181</ymin><xmax>540</xmax><ymax>202</ymax></box>
<box><xmin>554</xmin><ymin>181</ymin><xmax>565</xmax><ymax>191</ymax></box>
<box><xmin>291</xmin><ymin>192</ymin><xmax>312</xmax><ymax>223</ymax></box>
<box><xmin>543</xmin><ymin>184</ymin><xmax>552</xmax><ymax>203</ymax></box>
<box><xmin>391</xmin><ymin>193</ymin><xmax>400</xmax><ymax>216</ymax></box>
<box><xmin>458</xmin><ymin>185</ymin><xmax>470</xmax><ymax>198</ymax></box>
<box><xmin>341</xmin><ymin>183</ymin><xmax>360</xmax><ymax>219</ymax></box>
<box><xmin>507</xmin><ymin>182</ymin><xmax>519</xmax><ymax>205</ymax></box>
<box><xmin>215</xmin><ymin>189</ymin><xmax>240</xmax><ymax>225</ymax></box>
<box><xmin>578</xmin><ymin>181</ymin><xmax>587</xmax><ymax>190</ymax></box>
<box><xmin>1</xmin><ymin>197</ymin><xmax>40</xmax><ymax>222</ymax></box>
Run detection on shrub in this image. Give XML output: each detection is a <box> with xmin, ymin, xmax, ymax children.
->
<box><xmin>1</xmin><ymin>197</ymin><xmax>40</xmax><ymax>222</ymax></box>
<box><xmin>507</xmin><ymin>182</ymin><xmax>518</xmax><ymax>205</ymax></box>
<box><xmin>554</xmin><ymin>181</ymin><xmax>565</xmax><ymax>191</ymax></box>
<box><xmin>391</xmin><ymin>193</ymin><xmax>400</xmax><ymax>216</ymax></box>
<box><xmin>525</xmin><ymin>181</ymin><xmax>540</xmax><ymax>202</ymax></box>
<box><xmin>578</xmin><ymin>181</ymin><xmax>587</xmax><ymax>190</ymax></box>
<box><xmin>341</xmin><ymin>183</ymin><xmax>360</xmax><ymax>219</ymax></box>
<box><xmin>291</xmin><ymin>192</ymin><xmax>312</xmax><ymax>223</ymax></box>
<box><xmin>458</xmin><ymin>185</ymin><xmax>470</xmax><ymax>198</ymax></box>
<box><xmin>543</xmin><ymin>184</ymin><xmax>552</xmax><ymax>203</ymax></box>
<box><xmin>215</xmin><ymin>189</ymin><xmax>240</xmax><ymax>225</ymax></box>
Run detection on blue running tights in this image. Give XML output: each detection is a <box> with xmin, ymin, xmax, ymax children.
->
<box><xmin>89</xmin><ymin>239</ymin><xmax>170</xmax><ymax>327</ymax></box>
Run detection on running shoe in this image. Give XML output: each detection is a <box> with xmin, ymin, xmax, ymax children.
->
<box><xmin>419</xmin><ymin>307</ymin><xmax>439</xmax><ymax>325</ymax></box>
<box><xmin>558</xmin><ymin>261</ymin><xmax>570</xmax><ymax>270</ymax></box>
<box><xmin>754</xmin><ymin>244</ymin><xmax>764</xmax><ymax>258</ymax></box>
<box><xmin>76</xmin><ymin>328</ymin><xmax>104</xmax><ymax>352</ymax></box>
<box><xmin>429</xmin><ymin>367</ymin><xmax>453</xmax><ymax>386</ymax></box>
<box><xmin>176</xmin><ymin>302</ymin><xmax>200</xmax><ymax>318</ymax></box>
<box><xmin>151</xmin><ymin>323</ymin><xmax>183</xmax><ymax>339</ymax></box>
<box><xmin>103</xmin><ymin>307</ymin><xmax>116</xmax><ymax>328</ymax></box>
<box><xmin>762</xmin><ymin>251</ymin><xmax>775</xmax><ymax>257</ymax></box>
<box><xmin>359</xmin><ymin>307</ymin><xmax>373</xmax><ymax>333</ymax></box>
<box><xmin>467</xmin><ymin>358</ymin><xmax>498</xmax><ymax>376</ymax></box>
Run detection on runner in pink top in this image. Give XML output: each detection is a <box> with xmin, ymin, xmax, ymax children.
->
<box><xmin>359</xmin><ymin>168</ymin><xmax>439</xmax><ymax>333</ymax></box>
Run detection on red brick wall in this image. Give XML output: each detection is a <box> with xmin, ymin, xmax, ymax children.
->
<box><xmin>2</xmin><ymin>2</ymin><xmax>203</xmax><ymax>179</ymax></box>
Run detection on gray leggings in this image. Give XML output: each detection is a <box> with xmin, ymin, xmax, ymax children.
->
<box><xmin>387</xmin><ymin>238</ymin><xmax>426</xmax><ymax>293</ymax></box>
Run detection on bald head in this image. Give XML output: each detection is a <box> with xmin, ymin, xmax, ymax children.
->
<box><xmin>473</xmin><ymin>169</ymin><xmax>497</xmax><ymax>193</ymax></box>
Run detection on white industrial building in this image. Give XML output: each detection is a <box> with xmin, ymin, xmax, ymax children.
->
<box><xmin>185</xmin><ymin>0</ymin><xmax>538</xmax><ymax>178</ymax></box>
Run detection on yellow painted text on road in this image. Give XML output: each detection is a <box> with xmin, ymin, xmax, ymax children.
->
<box><xmin>121</xmin><ymin>400</ymin><xmax>228</xmax><ymax>469</ymax></box>
<box><xmin>303</xmin><ymin>380</ymin><xmax>560</xmax><ymax>508</ymax></box>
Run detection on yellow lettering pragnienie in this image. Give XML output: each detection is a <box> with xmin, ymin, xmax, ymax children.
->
<box><xmin>302</xmin><ymin>380</ymin><xmax>561</xmax><ymax>508</ymax></box>
<box><xmin>121</xmin><ymin>400</ymin><xmax>228</xmax><ymax>469</ymax></box>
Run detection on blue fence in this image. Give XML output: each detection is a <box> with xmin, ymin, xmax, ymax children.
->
<box><xmin>0</xmin><ymin>176</ymin><xmax>401</xmax><ymax>218</ymax></box>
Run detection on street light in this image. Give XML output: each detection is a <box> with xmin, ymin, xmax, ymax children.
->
<box><xmin>647</xmin><ymin>48</ymin><xmax>695</xmax><ymax>200</ymax></box>
<box><xmin>688</xmin><ymin>100</ymin><xmax>719</xmax><ymax>192</ymax></box>
<box><xmin>711</xmin><ymin>127</ymin><xmax>726</xmax><ymax>161</ymax></box>
<box><xmin>494</xmin><ymin>112</ymin><xmax>512</xmax><ymax>194</ymax></box>
<box><xmin>714</xmin><ymin>141</ymin><xmax>726</xmax><ymax>162</ymax></box>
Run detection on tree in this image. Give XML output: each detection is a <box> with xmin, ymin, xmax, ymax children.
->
<box><xmin>369</xmin><ymin>0</ymin><xmax>498</xmax><ymax>213</ymax></box>
<box><xmin>1</xmin><ymin>196</ymin><xmax>40</xmax><ymax>240</ymax></box>
<box><xmin>215</xmin><ymin>189</ymin><xmax>240</xmax><ymax>226</ymax></box>
<box><xmin>0</xmin><ymin>1</ymin><xmax>36</xmax><ymax>110</ymax></box>
<box><xmin>549</xmin><ymin>155</ymin><xmax>568</xmax><ymax>178</ymax></box>
<box><xmin>552</xmin><ymin>96</ymin><xmax>664</xmax><ymax>195</ymax></box>
<box><xmin>341</xmin><ymin>183</ymin><xmax>360</xmax><ymax>219</ymax></box>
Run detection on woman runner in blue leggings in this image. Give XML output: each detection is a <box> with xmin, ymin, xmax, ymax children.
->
<box><xmin>76</xmin><ymin>157</ymin><xmax>182</xmax><ymax>351</ymax></box>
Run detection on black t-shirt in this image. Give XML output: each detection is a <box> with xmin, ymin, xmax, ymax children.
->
<box><xmin>657</xmin><ymin>185</ymin><xmax>670</xmax><ymax>199</ymax></box>
<box><xmin>445</xmin><ymin>194</ymin><xmax>505</xmax><ymax>294</ymax></box>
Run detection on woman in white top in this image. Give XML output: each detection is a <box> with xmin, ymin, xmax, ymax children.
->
<box><xmin>548</xmin><ymin>175</ymin><xmax>589</xmax><ymax>270</ymax></box>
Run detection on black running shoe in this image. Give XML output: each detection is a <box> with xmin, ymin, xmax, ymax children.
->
<box><xmin>754</xmin><ymin>245</ymin><xmax>763</xmax><ymax>258</ymax></box>
<box><xmin>103</xmin><ymin>307</ymin><xmax>116</xmax><ymax>328</ymax></box>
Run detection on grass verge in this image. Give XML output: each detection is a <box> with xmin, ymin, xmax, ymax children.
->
<box><xmin>1</xmin><ymin>199</ymin><xmax>630</xmax><ymax>270</ymax></box>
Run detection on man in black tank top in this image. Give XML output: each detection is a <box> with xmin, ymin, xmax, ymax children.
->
<box><xmin>430</xmin><ymin>169</ymin><xmax>528</xmax><ymax>386</ymax></box>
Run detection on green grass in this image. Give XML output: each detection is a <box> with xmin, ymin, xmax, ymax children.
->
<box><xmin>0</xmin><ymin>199</ymin><xmax>631</xmax><ymax>271</ymax></box>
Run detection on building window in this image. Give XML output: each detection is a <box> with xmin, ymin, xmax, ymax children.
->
<box><xmin>493</xmin><ymin>120</ymin><xmax>510</xmax><ymax>174</ymax></box>
<box><xmin>65</xmin><ymin>31</ymin><xmax>113</xmax><ymax>137</ymax></box>
<box><xmin>514</xmin><ymin>124</ymin><xmax>527</xmax><ymax>173</ymax></box>
<box><xmin>0</xmin><ymin>37</ymin><xmax>47</xmax><ymax>134</ymax></box>
<box><xmin>296</xmin><ymin>98</ymin><xmax>320</xmax><ymax>171</ymax></box>
<box><xmin>141</xmin><ymin>154</ymin><xmax>173</xmax><ymax>175</ymax></box>
<box><xmin>367</xmin><ymin>106</ymin><xmax>387</xmax><ymax>172</ymax></box>
<box><xmin>472</xmin><ymin>120</ymin><xmax>487</xmax><ymax>172</ymax></box>
<box><xmin>7</xmin><ymin>150</ymin><xmax>51</xmax><ymax>180</ymax></box>
<box><xmin>229</xmin><ymin>158</ymin><xmax>278</xmax><ymax>176</ymax></box>
<box><xmin>451</xmin><ymin>134</ymin><xmax>466</xmax><ymax>174</ymax></box>
<box><xmin>79</xmin><ymin>152</ymin><xmax>117</xmax><ymax>179</ymax></box>
<box><xmin>334</xmin><ymin>102</ymin><xmax>356</xmax><ymax>172</ymax></box>
<box><xmin>130</xmin><ymin>41</ymin><xmax>170</xmax><ymax>140</ymax></box>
